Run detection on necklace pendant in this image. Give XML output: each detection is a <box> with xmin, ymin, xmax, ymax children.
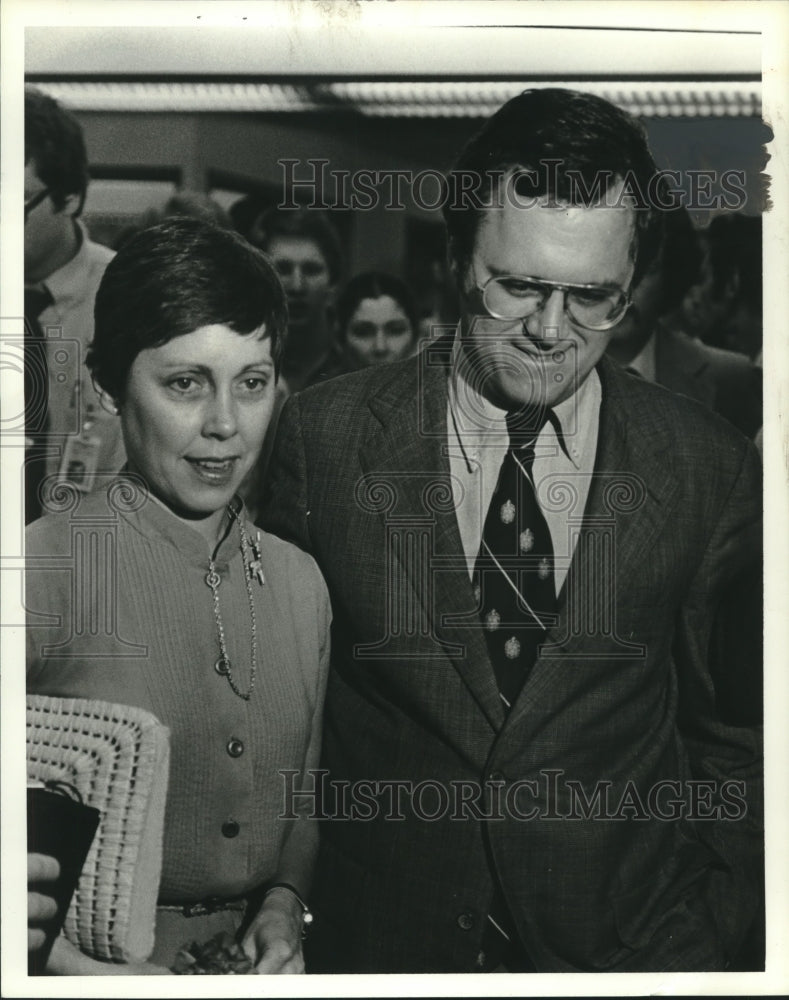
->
<box><xmin>206</xmin><ymin>568</ymin><xmax>221</xmax><ymax>589</ymax></box>
<box><xmin>249</xmin><ymin>558</ymin><xmax>265</xmax><ymax>586</ymax></box>
<box><xmin>214</xmin><ymin>656</ymin><xmax>230</xmax><ymax>676</ymax></box>
<box><xmin>251</xmin><ymin>532</ymin><xmax>265</xmax><ymax>585</ymax></box>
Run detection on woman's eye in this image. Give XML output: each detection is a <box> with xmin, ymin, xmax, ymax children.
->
<box><xmin>169</xmin><ymin>376</ymin><xmax>198</xmax><ymax>392</ymax></box>
<box><xmin>240</xmin><ymin>376</ymin><xmax>269</xmax><ymax>392</ymax></box>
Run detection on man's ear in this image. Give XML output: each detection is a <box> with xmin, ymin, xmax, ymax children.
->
<box><xmin>61</xmin><ymin>192</ymin><xmax>82</xmax><ymax>217</ymax></box>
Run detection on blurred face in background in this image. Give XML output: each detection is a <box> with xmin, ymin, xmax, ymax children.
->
<box><xmin>265</xmin><ymin>234</ymin><xmax>336</xmax><ymax>383</ymax></box>
<box><xmin>24</xmin><ymin>161</ymin><xmax>76</xmax><ymax>281</ymax></box>
<box><xmin>266</xmin><ymin>235</ymin><xmax>334</xmax><ymax>331</ymax></box>
<box><xmin>343</xmin><ymin>295</ymin><xmax>416</xmax><ymax>369</ymax></box>
<box><xmin>681</xmin><ymin>240</ymin><xmax>725</xmax><ymax>341</ymax></box>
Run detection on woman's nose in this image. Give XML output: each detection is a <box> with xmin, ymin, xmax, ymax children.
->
<box><xmin>203</xmin><ymin>390</ymin><xmax>238</xmax><ymax>438</ymax></box>
<box><xmin>373</xmin><ymin>329</ymin><xmax>388</xmax><ymax>355</ymax></box>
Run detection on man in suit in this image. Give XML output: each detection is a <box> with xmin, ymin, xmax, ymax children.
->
<box><xmin>262</xmin><ymin>89</ymin><xmax>762</xmax><ymax>973</ymax></box>
<box><xmin>24</xmin><ymin>86</ymin><xmax>123</xmax><ymax>522</ymax></box>
<box><xmin>606</xmin><ymin>206</ymin><xmax>761</xmax><ymax>438</ymax></box>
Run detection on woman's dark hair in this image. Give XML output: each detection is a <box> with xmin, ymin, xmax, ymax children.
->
<box><xmin>88</xmin><ymin>217</ymin><xmax>288</xmax><ymax>400</ymax></box>
<box><xmin>442</xmin><ymin>87</ymin><xmax>666</xmax><ymax>286</ymax></box>
<box><xmin>336</xmin><ymin>271</ymin><xmax>419</xmax><ymax>343</ymax></box>
<box><xmin>25</xmin><ymin>85</ymin><xmax>89</xmax><ymax>215</ymax></box>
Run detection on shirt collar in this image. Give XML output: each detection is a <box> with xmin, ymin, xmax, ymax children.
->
<box><xmin>448</xmin><ymin>328</ymin><xmax>598</xmax><ymax>470</ymax></box>
<box><xmin>113</xmin><ymin>470</ymin><xmax>248</xmax><ymax>569</ymax></box>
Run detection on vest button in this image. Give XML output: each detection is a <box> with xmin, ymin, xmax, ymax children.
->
<box><xmin>226</xmin><ymin>737</ymin><xmax>244</xmax><ymax>758</ymax></box>
<box><xmin>457</xmin><ymin>912</ymin><xmax>475</xmax><ymax>931</ymax></box>
<box><xmin>221</xmin><ymin>820</ymin><xmax>240</xmax><ymax>839</ymax></box>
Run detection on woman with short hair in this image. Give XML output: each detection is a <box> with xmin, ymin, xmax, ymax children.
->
<box><xmin>26</xmin><ymin>218</ymin><xmax>330</xmax><ymax>975</ymax></box>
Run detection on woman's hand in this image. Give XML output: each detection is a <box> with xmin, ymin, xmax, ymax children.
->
<box><xmin>240</xmin><ymin>887</ymin><xmax>306</xmax><ymax>974</ymax></box>
<box><xmin>28</xmin><ymin>853</ymin><xmax>60</xmax><ymax>952</ymax></box>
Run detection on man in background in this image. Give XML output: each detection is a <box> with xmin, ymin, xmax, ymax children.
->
<box><xmin>683</xmin><ymin>213</ymin><xmax>762</xmax><ymax>362</ymax></box>
<box><xmin>24</xmin><ymin>85</ymin><xmax>123</xmax><ymax>522</ymax></box>
<box><xmin>248</xmin><ymin>205</ymin><xmax>343</xmax><ymax>392</ymax></box>
<box><xmin>605</xmin><ymin>206</ymin><xmax>761</xmax><ymax>439</ymax></box>
<box><xmin>240</xmin><ymin>205</ymin><xmax>344</xmax><ymax>517</ymax></box>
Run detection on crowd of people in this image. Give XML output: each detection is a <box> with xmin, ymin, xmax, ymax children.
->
<box><xmin>23</xmin><ymin>83</ymin><xmax>763</xmax><ymax>976</ymax></box>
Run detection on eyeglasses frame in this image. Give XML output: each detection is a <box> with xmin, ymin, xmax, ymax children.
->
<box><xmin>477</xmin><ymin>273</ymin><xmax>632</xmax><ymax>332</ymax></box>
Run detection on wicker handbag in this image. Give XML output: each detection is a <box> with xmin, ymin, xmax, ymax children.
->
<box><xmin>26</xmin><ymin>695</ymin><xmax>170</xmax><ymax>964</ymax></box>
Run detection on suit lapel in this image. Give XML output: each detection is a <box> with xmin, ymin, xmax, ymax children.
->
<box><xmin>505</xmin><ymin>357</ymin><xmax>682</xmax><ymax>729</ymax></box>
<box><xmin>357</xmin><ymin>349</ymin><xmax>683</xmax><ymax>734</ymax></box>
<box><xmin>358</xmin><ymin>339</ymin><xmax>505</xmax><ymax>731</ymax></box>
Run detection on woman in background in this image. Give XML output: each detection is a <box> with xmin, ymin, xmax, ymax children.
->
<box><xmin>26</xmin><ymin>218</ymin><xmax>330</xmax><ymax>975</ymax></box>
<box><xmin>309</xmin><ymin>270</ymin><xmax>419</xmax><ymax>384</ymax></box>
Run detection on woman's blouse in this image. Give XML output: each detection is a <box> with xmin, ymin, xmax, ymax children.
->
<box><xmin>26</xmin><ymin>476</ymin><xmax>331</xmax><ymax>903</ymax></box>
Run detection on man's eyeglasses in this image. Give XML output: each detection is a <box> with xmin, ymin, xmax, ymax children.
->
<box><xmin>478</xmin><ymin>274</ymin><xmax>631</xmax><ymax>331</ymax></box>
<box><xmin>24</xmin><ymin>188</ymin><xmax>51</xmax><ymax>221</ymax></box>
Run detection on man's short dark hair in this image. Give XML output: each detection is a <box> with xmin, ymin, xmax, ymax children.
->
<box><xmin>88</xmin><ymin>218</ymin><xmax>288</xmax><ymax>400</ymax></box>
<box><xmin>442</xmin><ymin>87</ymin><xmax>665</xmax><ymax>286</ymax></box>
<box><xmin>250</xmin><ymin>206</ymin><xmax>344</xmax><ymax>285</ymax></box>
<box><xmin>25</xmin><ymin>85</ymin><xmax>89</xmax><ymax>215</ymax></box>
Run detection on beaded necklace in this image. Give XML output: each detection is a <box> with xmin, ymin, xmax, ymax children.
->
<box><xmin>204</xmin><ymin>503</ymin><xmax>264</xmax><ymax>701</ymax></box>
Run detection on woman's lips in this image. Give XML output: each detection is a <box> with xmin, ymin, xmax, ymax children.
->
<box><xmin>186</xmin><ymin>457</ymin><xmax>239</xmax><ymax>485</ymax></box>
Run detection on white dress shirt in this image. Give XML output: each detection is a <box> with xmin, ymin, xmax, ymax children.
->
<box><xmin>33</xmin><ymin>223</ymin><xmax>125</xmax><ymax>482</ymax></box>
<box><xmin>447</xmin><ymin>337</ymin><xmax>601</xmax><ymax>596</ymax></box>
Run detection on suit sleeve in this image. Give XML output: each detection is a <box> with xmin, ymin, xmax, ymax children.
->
<box><xmin>674</xmin><ymin>438</ymin><xmax>763</xmax><ymax>963</ymax></box>
<box><xmin>259</xmin><ymin>394</ymin><xmax>314</xmax><ymax>554</ymax></box>
<box><xmin>714</xmin><ymin>356</ymin><xmax>762</xmax><ymax>440</ymax></box>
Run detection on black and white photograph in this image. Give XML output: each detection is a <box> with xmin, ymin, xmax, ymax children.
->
<box><xmin>2</xmin><ymin>1</ymin><xmax>787</xmax><ymax>996</ymax></box>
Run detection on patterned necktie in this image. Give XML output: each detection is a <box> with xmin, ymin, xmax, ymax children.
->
<box><xmin>24</xmin><ymin>286</ymin><xmax>53</xmax><ymax>523</ymax></box>
<box><xmin>473</xmin><ymin>407</ymin><xmax>557</xmax><ymax>709</ymax></box>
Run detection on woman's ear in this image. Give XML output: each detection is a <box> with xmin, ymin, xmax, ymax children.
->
<box><xmin>94</xmin><ymin>380</ymin><xmax>120</xmax><ymax>416</ymax></box>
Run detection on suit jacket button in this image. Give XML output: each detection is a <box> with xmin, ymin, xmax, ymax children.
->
<box><xmin>226</xmin><ymin>737</ymin><xmax>244</xmax><ymax>758</ymax></box>
<box><xmin>221</xmin><ymin>820</ymin><xmax>240</xmax><ymax>838</ymax></box>
<box><xmin>457</xmin><ymin>912</ymin><xmax>475</xmax><ymax>931</ymax></box>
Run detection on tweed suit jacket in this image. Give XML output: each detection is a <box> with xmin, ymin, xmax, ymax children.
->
<box><xmin>261</xmin><ymin>338</ymin><xmax>763</xmax><ymax>973</ymax></box>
